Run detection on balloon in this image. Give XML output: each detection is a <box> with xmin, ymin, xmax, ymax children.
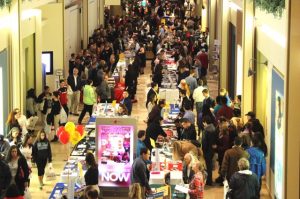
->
<box><xmin>59</xmin><ymin>131</ymin><xmax>70</xmax><ymax>144</ymax></box>
<box><xmin>65</xmin><ymin>122</ymin><xmax>75</xmax><ymax>134</ymax></box>
<box><xmin>76</xmin><ymin>125</ymin><xmax>84</xmax><ymax>136</ymax></box>
<box><xmin>70</xmin><ymin>131</ymin><xmax>83</xmax><ymax>146</ymax></box>
<box><xmin>56</xmin><ymin>126</ymin><xmax>65</xmax><ymax>137</ymax></box>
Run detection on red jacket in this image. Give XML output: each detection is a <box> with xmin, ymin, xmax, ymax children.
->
<box><xmin>217</xmin><ymin>105</ymin><xmax>234</xmax><ymax>120</ymax></box>
<box><xmin>58</xmin><ymin>87</ymin><xmax>68</xmax><ymax>105</ymax></box>
<box><xmin>197</xmin><ymin>53</ymin><xmax>208</xmax><ymax>69</ymax></box>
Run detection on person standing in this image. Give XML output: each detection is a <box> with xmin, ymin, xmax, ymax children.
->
<box><xmin>188</xmin><ymin>161</ymin><xmax>205</xmax><ymax>199</ymax></box>
<box><xmin>84</xmin><ymin>153</ymin><xmax>99</xmax><ymax>186</ymax></box>
<box><xmin>49</xmin><ymin>91</ymin><xmax>61</xmax><ymax>139</ymax></box>
<box><xmin>32</xmin><ymin>130</ymin><xmax>52</xmax><ymax>190</ymax></box>
<box><xmin>120</xmin><ymin>91</ymin><xmax>132</xmax><ymax>116</ymax></box>
<box><xmin>146</xmin><ymin>82</ymin><xmax>159</xmax><ymax>108</ymax></box>
<box><xmin>96</xmin><ymin>75</ymin><xmax>111</xmax><ymax>103</ymax></box>
<box><xmin>183</xmin><ymin>153</ymin><xmax>195</xmax><ymax>184</ymax></box>
<box><xmin>130</xmin><ymin>148</ymin><xmax>152</xmax><ymax>198</ymax></box>
<box><xmin>0</xmin><ymin>156</ymin><xmax>11</xmax><ymax>198</ymax></box>
<box><xmin>229</xmin><ymin>158</ymin><xmax>260</xmax><ymax>199</ymax></box>
<box><xmin>78</xmin><ymin>80</ymin><xmax>96</xmax><ymax>124</ymax></box>
<box><xmin>221</xmin><ymin>137</ymin><xmax>249</xmax><ymax>182</ymax></box>
<box><xmin>6</xmin><ymin>145</ymin><xmax>29</xmax><ymax>195</ymax></box>
<box><xmin>246</xmin><ymin>134</ymin><xmax>267</xmax><ymax>193</ymax></box>
<box><xmin>193</xmin><ymin>80</ymin><xmax>205</xmax><ymax>119</ymax></box>
<box><xmin>180</xmin><ymin>118</ymin><xmax>197</xmax><ymax>141</ymax></box>
<box><xmin>37</xmin><ymin>86</ymin><xmax>52</xmax><ymax>127</ymax></box>
<box><xmin>202</xmin><ymin>89</ymin><xmax>215</xmax><ymax>109</ymax></box>
<box><xmin>58</xmin><ymin>79</ymin><xmax>69</xmax><ymax>117</ymax></box>
<box><xmin>136</xmin><ymin>130</ymin><xmax>147</xmax><ymax>158</ymax></box>
<box><xmin>19</xmin><ymin>134</ymin><xmax>34</xmax><ymax>186</ymax></box>
<box><xmin>216</xmin><ymin>96</ymin><xmax>234</xmax><ymax>121</ymax></box>
<box><xmin>67</xmin><ymin>67</ymin><xmax>82</xmax><ymax>116</ymax></box>
<box><xmin>201</xmin><ymin>116</ymin><xmax>217</xmax><ymax>185</ymax></box>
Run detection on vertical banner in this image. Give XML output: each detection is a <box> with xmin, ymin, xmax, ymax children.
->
<box><xmin>270</xmin><ymin>68</ymin><xmax>284</xmax><ymax>199</ymax></box>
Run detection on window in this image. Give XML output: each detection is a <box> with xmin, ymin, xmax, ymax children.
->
<box><xmin>42</xmin><ymin>51</ymin><xmax>53</xmax><ymax>75</ymax></box>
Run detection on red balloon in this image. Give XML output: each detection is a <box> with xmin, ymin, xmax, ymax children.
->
<box><xmin>76</xmin><ymin>125</ymin><xmax>85</xmax><ymax>136</ymax></box>
<box><xmin>56</xmin><ymin>126</ymin><xmax>65</xmax><ymax>137</ymax></box>
<box><xmin>59</xmin><ymin>131</ymin><xmax>70</xmax><ymax>144</ymax></box>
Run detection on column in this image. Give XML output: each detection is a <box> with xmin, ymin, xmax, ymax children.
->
<box><xmin>208</xmin><ymin>0</ymin><xmax>216</xmax><ymax>66</ymax></box>
<box><xmin>99</xmin><ymin>0</ymin><xmax>105</xmax><ymax>25</ymax></box>
<box><xmin>82</xmin><ymin>0</ymin><xmax>88</xmax><ymax>48</ymax></box>
<box><xmin>194</xmin><ymin>0</ymin><xmax>202</xmax><ymax>17</ymax></box>
<box><xmin>286</xmin><ymin>1</ymin><xmax>300</xmax><ymax>198</ymax></box>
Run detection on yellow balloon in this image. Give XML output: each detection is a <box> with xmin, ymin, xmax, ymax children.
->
<box><xmin>70</xmin><ymin>131</ymin><xmax>83</xmax><ymax>146</ymax></box>
<box><xmin>65</xmin><ymin>122</ymin><xmax>75</xmax><ymax>134</ymax></box>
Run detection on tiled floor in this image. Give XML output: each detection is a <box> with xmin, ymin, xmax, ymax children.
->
<box><xmin>28</xmin><ymin>62</ymin><xmax>271</xmax><ymax>198</ymax></box>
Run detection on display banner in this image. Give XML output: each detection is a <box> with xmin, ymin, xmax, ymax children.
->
<box><xmin>270</xmin><ymin>68</ymin><xmax>284</xmax><ymax>199</ymax></box>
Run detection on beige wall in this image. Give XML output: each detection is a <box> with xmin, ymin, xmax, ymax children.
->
<box><xmin>40</xmin><ymin>3</ymin><xmax>64</xmax><ymax>92</ymax></box>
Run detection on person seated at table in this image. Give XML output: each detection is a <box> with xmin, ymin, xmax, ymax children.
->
<box><xmin>183</xmin><ymin>153</ymin><xmax>195</xmax><ymax>184</ymax></box>
<box><xmin>84</xmin><ymin>152</ymin><xmax>99</xmax><ymax>186</ymax></box>
<box><xmin>180</xmin><ymin>118</ymin><xmax>197</xmax><ymax>141</ymax></box>
<box><xmin>136</xmin><ymin>130</ymin><xmax>147</xmax><ymax>158</ymax></box>
<box><xmin>144</xmin><ymin>117</ymin><xmax>167</xmax><ymax>151</ymax></box>
<box><xmin>120</xmin><ymin>90</ymin><xmax>132</xmax><ymax>115</ymax></box>
<box><xmin>188</xmin><ymin>161</ymin><xmax>205</xmax><ymax>199</ymax></box>
<box><xmin>117</xmin><ymin>103</ymin><xmax>129</xmax><ymax>116</ymax></box>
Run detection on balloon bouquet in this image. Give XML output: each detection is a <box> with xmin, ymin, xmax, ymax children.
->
<box><xmin>56</xmin><ymin>122</ymin><xmax>86</xmax><ymax>146</ymax></box>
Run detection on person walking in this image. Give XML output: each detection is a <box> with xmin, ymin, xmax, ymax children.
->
<box><xmin>229</xmin><ymin>158</ymin><xmax>260</xmax><ymax>199</ymax></box>
<box><xmin>78</xmin><ymin>80</ymin><xmax>96</xmax><ymax>124</ymax></box>
<box><xmin>32</xmin><ymin>130</ymin><xmax>52</xmax><ymax>190</ymax></box>
<box><xmin>67</xmin><ymin>67</ymin><xmax>82</xmax><ymax>116</ymax></box>
<box><xmin>6</xmin><ymin>145</ymin><xmax>29</xmax><ymax>195</ymax></box>
<box><xmin>19</xmin><ymin>134</ymin><xmax>34</xmax><ymax>186</ymax></box>
<box><xmin>130</xmin><ymin>148</ymin><xmax>152</xmax><ymax>198</ymax></box>
<box><xmin>57</xmin><ymin>79</ymin><xmax>69</xmax><ymax>117</ymax></box>
<box><xmin>0</xmin><ymin>156</ymin><xmax>12</xmax><ymax>198</ymax></box>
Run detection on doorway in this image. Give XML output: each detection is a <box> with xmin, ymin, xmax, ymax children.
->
<box><xmin>0</xmin><ymin>49</ymin><xmax>9</xmax><ymax>135</ymax></box>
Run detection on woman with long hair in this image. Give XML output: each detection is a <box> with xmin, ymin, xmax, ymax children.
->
<box><xmin>188</xmin><ymin>161</ymin><xmax>205</xmax><ymax>199</ymax></box>
<box><xmin>6</xmin><ymin>145</ymin><xmax>29</xmax><ymax>196</ymax></box>
<box><xmin>84</xmin><ymin>152</ymin><xmax>99</xmax><ymax>186</ymax></box>
<box><xmin>5</xmin><ymin>109</ymin><xmax>21</xmax><ymax>137</ymax></box>
<box><xmin>7</xmin><ymin>127</ymin><xmax>22</xmax><ymax>147</ymax></box>
<box><xmin>19</xmin><ymin>134</ymin><xmax>34</xmax><ymax>186</ymax></box>
<box><xmin>32</xmin><ymin>130</ymin><xmax>52</xmax><ymax>190</ymax></box>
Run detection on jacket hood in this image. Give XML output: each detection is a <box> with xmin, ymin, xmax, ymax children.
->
<box><xmin>238</xmin><ymin>170</ymin><xmax>253</xmax><ymax>175</ymax></box>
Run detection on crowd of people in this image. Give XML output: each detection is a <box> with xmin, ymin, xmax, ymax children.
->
<box><xmin>0</xmin><ymin>0</ymin><xmax>268</xmax><ymax>199</ymax></box>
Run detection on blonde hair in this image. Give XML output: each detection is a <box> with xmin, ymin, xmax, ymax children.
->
<box><xmin>220</xmin><ymin>88</ymin><xmax>228</xmax><ymax>96</ymax></box>
<box><xmin>238</xmin><ymin>158</ymin><xmax>250</xmax><ymax>170</ymax></box>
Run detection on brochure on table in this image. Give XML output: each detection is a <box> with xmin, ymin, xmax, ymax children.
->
<box><xmin>96</xmin><ymin>117</ymin><xmax>137</xmax><ymax>188</ymax></box>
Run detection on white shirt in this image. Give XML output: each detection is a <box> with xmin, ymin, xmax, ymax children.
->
<box><xmin>193</xmin><ymin>86</ymin><xmax>205</xmax><ymax>103</ymax></box>
<box><xmin>74</xmin><ymin>75</ymin><xmax>77</xmax><ymax>87</ymax></box>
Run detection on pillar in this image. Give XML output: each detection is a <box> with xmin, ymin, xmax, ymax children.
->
<box><xmin>285</xmin><ymin>0</ymin><xmax>300</xmax><ymax>198</ymax></box>
<box><xmin>82</xmin><ymin>0</ymin><xmax>88</xmax><ymax>48</ymax></box>
<box><xmin>208</xmin><ymin>0</ymin><xmax>216</xmax><ymax>67</ymax></box>
<box><xmin>194</xmin><ymin>0</ymin><xmax>203</xmax><ymax>17</ymax></box>
<box><xmin>99</xmin><ymin>0</ymin><xmax>105</xmax><ymax>25</ymax></box>
<box><xmin>219</xmin><ymin>0</ymin><xmax>229</xmax><ymax>89</ymax></box>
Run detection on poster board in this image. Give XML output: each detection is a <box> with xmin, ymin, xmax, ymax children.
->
<box><xmin>270</xmin><ymin>68</ymin><xmax>284</xmax><ymax>199</ymax></box>
<box><xmin>105</xmin><ymin>0</ymin><xmax>120</xmax><ymax>5</ymax></box>
<box><xmin>96</xmin><ymin>117</ymin><xmax>137</xmax><ymax>188</ymax></box>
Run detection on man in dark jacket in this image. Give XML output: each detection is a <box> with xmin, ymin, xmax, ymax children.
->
<box><xmin>221</xmin><ymin>137</ymin><xmax>249</xmax><ymax>181</ymax></box>
<box><xmin>146</xmin><ymin>82</ymin><xmax>159</xmax><ymax>108</ymax></box>
<box><xmin>130</xmin><ymin>148</ymin><xmax>152</xmax><ymax>196</ymax></box>
<box><xmin>148</xmin><ymin>99</ymin><xmax>166</xmax><ymax>125</ymax></box>
<box><xmin>180</xmin><ymin>118</ymin><xmax>197</xmax><ymax>141</ymax></box>
<box><xmin>144</xmin><ymin>117</ymin><xmax>167</xmax><ymax>151</ymax></box>
<box><xmin>0</xmin><ymin>157</ymin><xmax>12</xmax><ymax>198</ymax></box>
<box><xmin>246</xmin><ymin>111</ymin><xmax>265</xmax><ymax>138</ymax></box>
<box><xmin>120</xmin><ymin>90</ymin><xmax>132</xmax><ymax>115</ymax></box>
<box><xmin>229</xmin><ymin>158</ymin><xmax>259</xmax><ymax>199</ymax></box>
<box><xmin>202</xmin><ymin>115</ymin><xmax>217</xmax><ymax>185</ymax></box>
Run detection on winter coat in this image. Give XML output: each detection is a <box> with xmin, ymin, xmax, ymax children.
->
<box><xmin>229</xmin><ymin>170</ymin><xmax>259</xmax><ymax>199</ymax></box>
<box><xmin>246</xmin><ymin>147</ymin><xmax>266</xmax><ymax>178</ymax></box>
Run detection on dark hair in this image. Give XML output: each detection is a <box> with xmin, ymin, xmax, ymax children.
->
<box><xmin>85</xmin><ymin>152</ymin><xmax>97</xmax><ymax>168</ymax></box>
<box><xmin>216</xmin><ymin>96</ymin><xmax>222</xmax><ymax>104</ymax></box>
<box><xmin>234</xmin><ymin>136</ymin><xmax>243</xmax><ymax>146</ymax></box>
<box><xmin>86</xmin><ymin>79</ymin><xmax>93</xmax><ymax>85</ymax></box>
<box><xmin>252</xmin><ymin>132</ymin><xmax>268</xmax><ymax>156</ymax></box>
<box><xmin>158</xmin><ymin>99</ymin><xmax>165</xmax><ymax>106</ymax></box>
<box><xmin>60</xmin><ymin>79</ymin><xmax>65</xmax><ymax>83</ymax></box>
<box><xmin>237</xmin><ymin>95</ymin><xmax>242</xmax><ymax>102</ymax></box>
<box><xmin>26</xmin><ymin>88</ymin><xmax>36</xmax><ymax>99</ymax></box>
<box><xmin>220</xmin><ymin>96</ymin><xmax>228</xmax><ymax>105</ymax></box>
<box><xmin>179</xmin><ymin>89</ymin><xmax>186</xmax><ymax>96</ymax></box>
<box><xmin>202</xmin><ymin>88</ymin><xmax>209</xmax><ymax>94</ymax></box>
<box><xmin>137</xmin><ymin>130</ymin><xmax>146</xmax><ymax>138</ymax></box>
<box><xmin>140</xmin><ymin>147</ymin><xmax>149</xmax><ymax>156</ymax></box>
<box><xmin>184</xmin><ymin>101</ymin><xmax>192</xmax><ymax>110</ymax></box>
<box><xmin>6</xmin><ymin>145</ymin><xmax>23</xmax><ymax>162</ymax></box>
<box><xmin>53</xmin><ymin>91</ymin><xmax>59</xmax><ymax>98</ymax></box>
<box><xmin>5</xmin><ymin>184</ymin><xmax>21</xmax><ymax>197</ymax></box>
<box><xmin>44</xmin><ymin>86</ymin><xmax>50</xmax><ymax>90</ymax></box>
<box><xmin>151</xmin><ymin>82</ymin><xmax>158</xmax><ymax>88</ymax></box>
<box><xmin>197</xmin><ymin>79</ymin><xmax>203</xmax><ymax>86</ymax></box>
<box><xmin>84</xmin><ymin>185</ymin><xmax>99</xmax><ymax>199</ymax></box>
<box><xmin>22</xmin><ymin>133</ymin><xmax>33</xmax><ymax>148</ymax></box>
<box><xmin>203</xmin><ymin>115</ymin><xmax>213</xmax><ymax>124</ymax></box>
<box><xmin>180</xmin><ymin>117</ymin><xmax>191</xmax><ymax>123</ymax></box>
